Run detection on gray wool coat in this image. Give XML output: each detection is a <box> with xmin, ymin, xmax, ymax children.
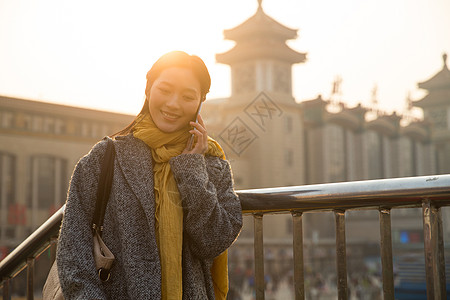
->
<box><xmin>56</xmin><ymin>134</ymin><xmax>243</xmax><ymax>299</ymax></box>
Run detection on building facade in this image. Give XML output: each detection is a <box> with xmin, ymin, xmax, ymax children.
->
<box><xmin>201</xmin><ymin>2</ymin><xmax>450</xmax><ymax>286</ymax></box>
<box><xmin>0</xmin><ymin>96</ymin><xmax>133</xmax><ymax>259</ymax></box>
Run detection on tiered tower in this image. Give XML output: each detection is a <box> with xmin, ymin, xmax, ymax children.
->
<box><xmin>216</xmin><ymin>1</ymin><xmax>306</xmax><ymax>100</ymax></box>
<box><xmin>415</xmin><ymin>53</ymin><xmax>450</xmax><ymax>173</ymax></box>
<box><xmin>207</xmin><ymin>1</ymin><xmax>307</xmax><ymax>190</ymax></box>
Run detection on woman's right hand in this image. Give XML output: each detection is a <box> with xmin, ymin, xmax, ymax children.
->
<box><xmin>182</xmin><ymin>114</ymin><xmax>208</xmax><ymax>155</ymax></box>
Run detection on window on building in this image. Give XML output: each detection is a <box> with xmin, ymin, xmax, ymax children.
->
<box><xmin>91</xmin><ymin>123</ymin><xmax>99</xmax><ymax>138</ymax></box>
<box><xmin>0</xmin><ymin>153</ymin><xmax>15</xmax><ymax>205</ymax></box>
<box><xmin>14</xmin><ymin>113</ymin><xmax>29</xmax><ymax>130</ymax></box>
<box><xmin>398</xmin><ymin>137</ymin><xmax>413</xmax><ymax>177</ymax></box>
<box><xmin>43</xmin><ymin>117</ymin><xmax>55</xmax><ymax>133</ymax></box>
<box><xmin>0</xmin><ymin>111</ymin><xmax>14</xmax><ymax>128</ymax></box>
<box><xmin>65</xmin><ymin>119</ymin><xmax>77</xmax><ymax>135</ymax></box>
<box><xmin>326</xmin><ymin>124</ymin><xmax>346</xmax><ymax>182</ymax></box>
<box><xmin>428</xmin><ymin>108</ymin><xmax>447</xmax><ymax>130</ymax></box>
<box><xmin>32</xmin><ymin>116</ymin><xmax>43</xmax><ymax>132</ymax></box>
<box><xmin>30</xmin><ymin>156</ymin><xmax>68</xmax><ymax>212</ymax></box>
<box><xmin>285</xmin><ymin>116</ymin><xmax>293</xmax><ymax>133</ymax></box>
<box><xmin>233</xmin><ymin>63</ymin><xmax>255</xmax><ymax>94</ymax></box>
<box><xmin>367</xmin><ymin>130</ymin><xmax>383</xmax><ymax>179</ymax></box>
<box><xmin>22</xmin><ymin>114</ymin><xmax>32</xmax><ymax>130</ymax></box>
<box><xmin>0</xmin><ymin>153</ymin><xmax>17</xmax><ymax>240</ymax></box>
<box><xmin>81</xmin><ymin>122</ymin><xmax>89</xmax><ymax>137</ymax></box>
<box><xmin>38</xmin><ymin>157</ymin><xmax>55</xmax><ymax>209</ymax></box>
<box><xmin>54</xmin><ymin>118</ymin><xmax>66</xmax><ymax>134</ymax></box>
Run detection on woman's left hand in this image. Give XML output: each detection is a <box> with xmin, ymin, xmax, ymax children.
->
<box><xmin>182</xmin><ymin>114</ymin><xmax>208</xmax><ymax>155</ymax></box>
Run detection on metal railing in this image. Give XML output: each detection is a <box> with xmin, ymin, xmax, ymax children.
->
<box><xmin>1</xmin><ymin>174</ymin><xmax>450</xmax><ymax>299</ymax></box>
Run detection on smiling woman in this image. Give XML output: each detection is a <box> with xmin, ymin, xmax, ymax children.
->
<box><xmin>54</xmin><ymin>50</ymin><xmax>243</xmax><ymax>299</ymax></box>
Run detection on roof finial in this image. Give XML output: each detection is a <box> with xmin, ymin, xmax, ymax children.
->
<box><xmin>443</xmin><ymin>52</ymin><xmax>448</xmax><ymax>67</ymax></box>
<box><xmin>257</xmin><ymin>0</ymin><xmax>263</xmax><ymax>10</ymax></box>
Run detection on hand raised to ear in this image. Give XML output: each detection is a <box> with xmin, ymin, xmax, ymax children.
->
<box><xmin>182</xmin><ymin>114</ymin><xmax>208</xmax><ymax>155</ymax></box>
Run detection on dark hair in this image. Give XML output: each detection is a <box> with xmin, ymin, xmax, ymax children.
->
<box><xmin>112</xmin><ymin>51</ymin><xmax>211</xmax><ymax>137</ymax></box>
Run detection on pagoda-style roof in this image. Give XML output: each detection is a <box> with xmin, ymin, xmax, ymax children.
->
<box><xmin>301</xmin><ymin>94</ymin><xmax>327</xmax><ymax>108</ymax></box>
<box><xmin>366</xmin><ymin>113</ymin><xmax>402</xmax><ymax>137</ymax></box>
<box><xmin>326</xmin><ymin>107</ymin><xmax>365</xmax><ymax>130</ymax></box>
<box><xmin>415</xmin><ymin>53</ymin><xmax>450</xmax><ymax>108</ymax></box>
<box><xmin>415</xmin><ymin>89</ymin><xmax>450</xmax><ymax>108</ymax></box>
<box><xmin>343</xmin><ymin>103</ymin><xmax>368</xmax><ymax>127</ymax></box>
<box><xmin>216</xmin><ymin>39</ymin><xmax>306</xmax><ymax>64</ymax></box>
<box><xmin>346</xmin><ymin>103</ymin><xmax>368</xmax><ymax>117</ymax></box>
<box><xmin>401</xmin><ymin>120</ymin><xmax>432</xmax><ymax>142</ymax></box>
<box><xmin>216</xmin><ymin>2</ymin><xmax>306</xmax><ymax>65</ymax></box>
<box><xmin>418</xmin><ymin>53</ymin><xmax>450</xmax><ymax>90</ymax></box>
<box><xmin>300</xmin><ymin>95</ymin><xmax>327</xmax><ymax>127</ymax></box>
<box><xmin>223</xmin><ymin>6</ymin><xmax>298</xmax><ymax>42</ymax></box>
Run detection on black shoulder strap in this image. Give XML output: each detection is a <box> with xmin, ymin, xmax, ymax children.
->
<box><xmin>92</xmin><ymin>138</ymin><xmax>115</xmax><ymax>236</ymax></box>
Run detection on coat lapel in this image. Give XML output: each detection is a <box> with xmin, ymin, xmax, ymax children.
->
<box><xmin>114</xmin><ymin>134</ymin><xmax>155</xmax><ymax>225</ymax></box>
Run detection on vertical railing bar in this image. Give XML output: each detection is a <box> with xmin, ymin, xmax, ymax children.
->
<box><xmin>422</xmin><ymin>199</ymin><xmax>443</xmax><ymax>299</ymax></box>
<box><xmin>2</xmin><ymin>277</ymin><xmax>11</xmax><ymax>300</ymax></box>
<box><xmin>334</xmin><ymin>209</ymin><xmax>348</xmax><ymax>300</ymax></box>
<box><xmin>254</xmin><ymin>213</ymin><xmax>265</xmax><ymax>300</ymax></box>
<box><xmin>26</xmin><ymin>257</ymin><xmax>34</xmax><ymax>300</ymax></box>
<box><xmin>436</xmin><ymin>205</ymin><xmax>447</xmax><ymax>299</ymax></box>
<box><xmin>379</xmin><ymin>208</ymin><xmax>394</xmax><ymax>300</ymax></box>
<box><xmin>292</xmin><ymin>211</ymin><xmax>304</xmax><ymax>300</ymax></box>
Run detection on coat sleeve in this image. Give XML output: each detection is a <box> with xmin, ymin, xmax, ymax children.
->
<box><xmin>56</xmin><ymin>140</ymin><xmax>108</xmax><ymax>300</ymax></box>
<box><xmin>170</xmin><ymin>153</ymin><xmax>243</xmax><ymax>259</ymax></box>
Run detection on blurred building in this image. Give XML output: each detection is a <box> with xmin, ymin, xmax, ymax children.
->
<box><xmin>201</xmin><ymin>1</ymin><xmax>450</xmax><ymax>281</ymax></box>
<box><xmin>0</xmin><ymin>96</ymin><xmax>133</xmax><ymax>259</ymax></box>
<box><xmin>415</xmin><ymin>53</ymin><xmax>450</xmax><ymax>174</ymax></box>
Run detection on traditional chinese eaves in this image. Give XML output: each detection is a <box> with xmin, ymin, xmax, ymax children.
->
<box><xmin>415</xmin><ymin>54</ymin><xmax>450</xmax><ymax>108</ymax></box>
<box><xmin>415</xmin><ymin>90</ymin><xmax>450</xmax><ymax>108</ymax></box>
<box><xmin>418</xmin><ymin>54</ymin><xmax>450</xmax><ymax>90</ymax></box>
<box><xmin>223</xmin><ymin>6</ymin><xmax>298</xmax><ymax>41</ymax></box>
<box><xmin>217</xmin><ymin>41</ymin><xmax>306</xmax><ymax>64</ymax></box>
<box><xmin>216</xmin><ymin>6</ymin><xmax>306</xmax><ymax>65</ymax></box>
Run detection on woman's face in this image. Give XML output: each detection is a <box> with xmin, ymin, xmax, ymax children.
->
<box><xmin>148</xmin><ymin>67</ymin><xmax>202</xmax><ymax>133</ymax></box>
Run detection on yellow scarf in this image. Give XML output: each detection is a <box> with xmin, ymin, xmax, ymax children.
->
<box><xmin>133</xmin><ymin>114</ymin><xmax>228</xmax><ymax>300</ymax></box>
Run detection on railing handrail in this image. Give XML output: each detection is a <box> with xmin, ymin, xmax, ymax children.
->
<box><xmin>1</xmin><ymin>174</ymin><xmax>449</xmax><ymax>282</ymax></box>
<box><xmin>239</xmin><ymin>174</ymin><xmax>450</xmax><ymax>213</ymax></box>
<box><xmin>0</xmin><ymin>205</ymin><xmax>64</xmax><ymax>280</ymax></box>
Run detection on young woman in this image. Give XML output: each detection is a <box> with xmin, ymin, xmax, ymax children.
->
<box><xmin>56</xmin><ymin>51</ymin><xmax>243</xmax><ymax>299</ymax></box>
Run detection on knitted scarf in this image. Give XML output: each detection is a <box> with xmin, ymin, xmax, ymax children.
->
<box><xmin>133</xmin><ymin>114</ymin><xmax>228</xmax><ymax>300</ymax></box>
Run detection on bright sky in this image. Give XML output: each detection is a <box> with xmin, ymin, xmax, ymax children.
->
<box><xmin>0</xmin><ymin>0</ymin><xmax>449</xmax><ymax>116</ymax></box>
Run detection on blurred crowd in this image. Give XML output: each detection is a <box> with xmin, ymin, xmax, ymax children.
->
<box><xmin>226</xmin><ymin>246</ymin><xmax>383</xmax><ymax>300</ymax></box>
